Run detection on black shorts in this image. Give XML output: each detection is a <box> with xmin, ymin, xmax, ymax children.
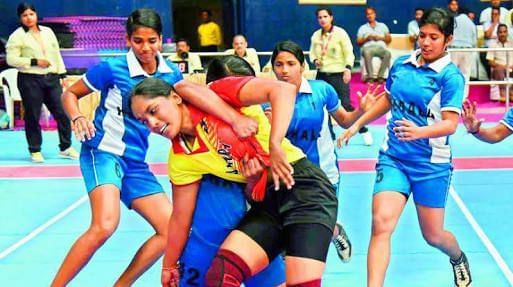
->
<box><xmin>236</xmin><ymin>158</ymin><xmax>338</xmax><ymax>262</ymax></box>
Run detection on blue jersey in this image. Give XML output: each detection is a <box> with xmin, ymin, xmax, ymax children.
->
<box><xmin>271</xmin><ymin>79</ymin><xmax>338</xmax><ymax>184</ymax></box>
<box><xmin>83</xmin><ymin>49</ymin><xmax>183</xmax><ymax>161</ymax></box>
<box><xmin>500</xmin><ymin>108</ymin><xmax>513</xmax><ymax>131</ymax></box>
<box><xmin>383</xmin><ymin>51</ymin><xmax>464</xmax><ymax>164</ymax></box>
<box><xmin>179</xmin><ymin>175</ymin><xmax>285</xmax><ymax>287</ymax></box>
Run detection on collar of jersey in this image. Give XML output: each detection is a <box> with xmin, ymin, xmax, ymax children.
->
<box><xmin>299</xmin><ymin>77</ymin><xmax>312</xmax><ymax>94</ymax></box>
<box><xmin>172</xmin><ymin>132</ymin><xmax>209</xmax><ymax>155</ymax></box>
<box><xmin>403</xmin><ymin>49</ymin><xmax>452</xmax><ymax>73</ymax></box>
<box><xmin>127</xmin><ymin>49</ymin><xmax>172</xmax><ymax>78</ymax></box>
<box><xmin>171</xmin><ymin>105</ymin><xmax>208</xmax><ymax>155</ymax></box>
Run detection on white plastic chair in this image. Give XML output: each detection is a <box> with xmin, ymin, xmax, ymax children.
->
<box><xmin>0</xmin><ymin>68</ymin><xmax>21</xmax><ymax>129</ymax></box>
<box><xmin>0</xmin><ymin>68</ymin><xmax>51</xmax><ymax>129</ymax></box>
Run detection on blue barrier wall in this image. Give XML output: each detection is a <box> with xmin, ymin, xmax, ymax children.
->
<box><xmin>240</xmin><ymin>0</ymin><xmax>512</xmax><ymax>54</ymax></box>
<box><xmin>0</xmin><ymin>0</ymin><xmax>173</xmax><ymax>40</ymax></box>
<box><xmin>1</xmin><ymin>0</ymin><xmax>511</xmax><ymax>55</ymax></box>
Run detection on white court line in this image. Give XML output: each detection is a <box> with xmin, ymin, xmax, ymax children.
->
<box><xmin>0</xmin><ymin>195</ymin><xmax>88</xmax><ymax>260</ymax></box>
<box><xmin>449</xmin><ymin>186</ymin><xmax>513</xmax><ymax>285</ymax></box>
<box><xmin>339</xmin><ymin>168</ymin><xmax>513</xmax><ymax>175</ymax></box>
<box><xmin>0</xmin><ymin>176</ymin><xmax>83</xmax><ymax>180</ymax></box>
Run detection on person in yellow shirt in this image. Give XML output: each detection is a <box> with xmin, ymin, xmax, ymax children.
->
<box><xmin>6</xmin><ymin>2</ymin><xmax>79</xmax><ymax>162</ymax></box>
<box><xmin>130</xmin><ymin>56</ymin><xmax>338</xmax><ymax>287</ymax></box>
<box><xmin>197</xmin><ymin>9</ymin><xmax>222</xmax><ymax>52</ymax></box>
<box><xmin>310</xmin><ymin>7</ymin><xmax>373</xmax><ymax>145</ymax></box>
<box><xmin>225</xmin><ymin>34</ymin><xmax>261</xmax><ymax>72</ymax></box>
<box><xmin>167</xmin><ymin>38</ymin><xmax>203</xmax><ymax>74</ymax></box>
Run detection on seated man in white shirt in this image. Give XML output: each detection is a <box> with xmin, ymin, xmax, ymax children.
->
<box><xmin>225</xmin><ymin>34</ymin><xmax>261</xmax><ymax>72</ymax></box>
<box><xmin>356</xmin><ymin>6</ymin><xmax>391</xmax><ymax>83</ymax></box>
<box><xmin>487</xmin><ymin>24</ymin><xmax>513</xmax><ymax>101</ymax></box>
<box><xmin>167</xmin><ymin>38</ymin><xmax>203</xmax><ymax>74</ymax></box>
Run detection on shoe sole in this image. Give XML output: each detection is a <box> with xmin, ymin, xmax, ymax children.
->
<box><xmin>59</xmin><ymin>154</ymin><xmax>78</xmax><ymax>159</ymax></box>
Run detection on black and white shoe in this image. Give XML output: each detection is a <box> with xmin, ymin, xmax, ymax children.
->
<box><xmin>450</xmin><ymin>251</ymin><xmax>472</xmax><ymax>287</ymax></box>
<box><xmin>332</xmin><ymin>222</ymin><xmax>352</xmax><ymax>263</ymax></box>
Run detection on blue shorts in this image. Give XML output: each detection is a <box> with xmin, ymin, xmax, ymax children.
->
<box><xmin>373</xmin><ymin>152</ymin><xmax>453</xmax><ymax>208</ymax></box>
<box><xmin>179</xmin><ymin>175</ymin><xmax>285</xmax><ymax>287</ymax></box>
<box><xmin>79</xmin><ymin>145</ymin><xmax>163</xmax><ymax>208</ymax></box>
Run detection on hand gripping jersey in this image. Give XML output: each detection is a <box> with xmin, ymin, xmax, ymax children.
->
<box><xmin>198</xmin><ymin>111</ymin><xmax>270</xmax><ymax>201</ymax></box>
<box><xmin>168</xmin><ymin>76</ymin><xmax>305</xmax><ymax>201</ymax></box>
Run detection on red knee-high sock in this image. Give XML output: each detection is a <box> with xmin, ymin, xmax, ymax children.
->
<box><xmin>205</xmin><ymin>249</ymin><xmax>251</xmax><ymax>287</ymax></box>
<box><xmin>287</xmin><ymin>279</ymin><xmax>322</xmax><ymax>287</ymax></box>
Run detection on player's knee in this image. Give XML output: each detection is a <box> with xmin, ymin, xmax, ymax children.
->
<box><xmin>205</xmin><ymin>249</ymin><xmax>251</xmax><ymax>287</ymax></box>
<box><xmin>422</xmin><ymin>231</ymin><xmax>444</xmax><ymax>248</ymax></box>
<box><xmin>89</xmin><ymin>221</ymin><xmax>118</xmax><ymax>243</ymax></box>
<box><xmin>371</xmin><ymin>214</ymin><xmax>395</xmax><ymax>237</ymax></box>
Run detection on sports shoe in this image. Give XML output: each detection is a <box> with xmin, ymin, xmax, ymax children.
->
<box><xmin>361</xmin><ymin>131</ymin><xmax>373</xmax><ymax>146</ymax></box>
<box><xmin>332</xmin><ymin>222</ymin><xmax>352</xmax><ymax>263</ymax></box>
<box><xmin>450</xmin><ymin>252</ymin><xmax>472</xmax><ymax>287</ymax></box>
<box><xmin>59</xmin><ymin>147</ymin><xmax>79</xmax><ymax>159</ymax></box>
<box><xmin>30</xmin><ymin>152</ymin><xmax>45</xmax><ymax>163</ymax></box>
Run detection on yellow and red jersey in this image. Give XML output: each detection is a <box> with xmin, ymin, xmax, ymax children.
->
<box><xmin>168</xmin><ymin>76</ymin><xmax>304</xmax><ymax>189</ymax></box>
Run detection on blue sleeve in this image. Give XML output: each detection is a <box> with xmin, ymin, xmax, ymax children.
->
<box><xmin>323</xmin><ymin>82</ymin><xmax>341</xmax><ymax>113</ymax></box>
<box><xmin>84</xmin><ymin>61</ymin><xmax>113</xmax><ymax>92</ymax></box>
<box><xmin>440</xmin><ymin>70</ymin><xmax>465</xmax><ymax>114</ymax></box>
<box><xmin>501</xmin><ymin>108</ymin><xmax>513</xmax><ymax>131</ymax></box>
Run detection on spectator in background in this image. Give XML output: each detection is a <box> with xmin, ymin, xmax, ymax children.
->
<box><xmin>197</xmin><ymin>9</ymin><xmax>222</xmax><ymax>52</ymax></box>
<box><xmin>467</xmin><ymin>10</ymin><xmax>476</xmax><ymax>23</ymax></box>
<box><xmin>408</xmin><ymin>7</ymin><xmax>424</xmax><ymax>49</ymax></box>
<box><xmin>167</xmin><ymin>38</ymin><xmax>202</xmax><ymax>74</ymax></box>
<box><xmin>6</xmin><ymin>2</ymin><xmax>78</xmax><ymax>163</ymax></box>
<box><xmin>481</xmin><ymin>6</ymin><xmax>505</xmax><ymax>80</ymax></box>
<box><xmin>448</xmin><ymin>0</ymin><xmax>476</xmax><ymax>99</ymax></box>
<box><xmin>225</xmin><ymin>34</ymin><xmax>261</xmax><ymax>72</ymax></box>
<box><xmin>310</xmin><ymin>7</ymin><xmax>373</xmax><ymax>145</ymax></box>
<box><xmin>479</xmin><ymin>0</ymin><xmax>509</xmax><ymax>24</ymax></box>
<box><xmin>484</xmin><ymin>7</ymin><xmax>503</xmax><ymax>48</ymax></box>
<box><xmin>357</xmin><ymin>6</ymin><xmax>392</xmax><ymax>84</ymax></box>
<box><xmin>486</xmin><ymin>24</ymin><xmax>513</xmax><ymax>101</ymax></box>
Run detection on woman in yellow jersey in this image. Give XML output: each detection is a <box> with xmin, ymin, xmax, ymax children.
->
<box><xmin>130</xmin><ymin>56</ymin><xmax>337</xmax><ymax>287</ymax></box>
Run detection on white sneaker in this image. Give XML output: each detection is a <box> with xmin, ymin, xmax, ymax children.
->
<box><xmin>30</xmin><ymin>152</ymin><xmax>45</xmax><ymax>163</ymax></box>
<box><xmin>361</xmin><ymin>131</ymin><xmax>373</xmax><ymax>146</ymax></box>
<box><xmin>59</xmin><ymin>147</ymin><xmax>79</xmax><ymax>159</ymax></box>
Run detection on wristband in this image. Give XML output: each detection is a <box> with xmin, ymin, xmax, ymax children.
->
<box><xmin>31</xmin><ymin>58</ymin><xmax>38</xmax><ymax>66</ymax></box>
<box><xmin>162</xmin><ymin>262</ymin><xmax>180</xmax><ymax>271</ymax></box>
<box><xmin>72</xmin><ymin>115</ymin><xmax>85</xmax><ymax>124</ymax></box>
<box><xmin>345</xmin><ymin>65</ymin><xmax>352</xmax><ymax>70</ymax></box>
